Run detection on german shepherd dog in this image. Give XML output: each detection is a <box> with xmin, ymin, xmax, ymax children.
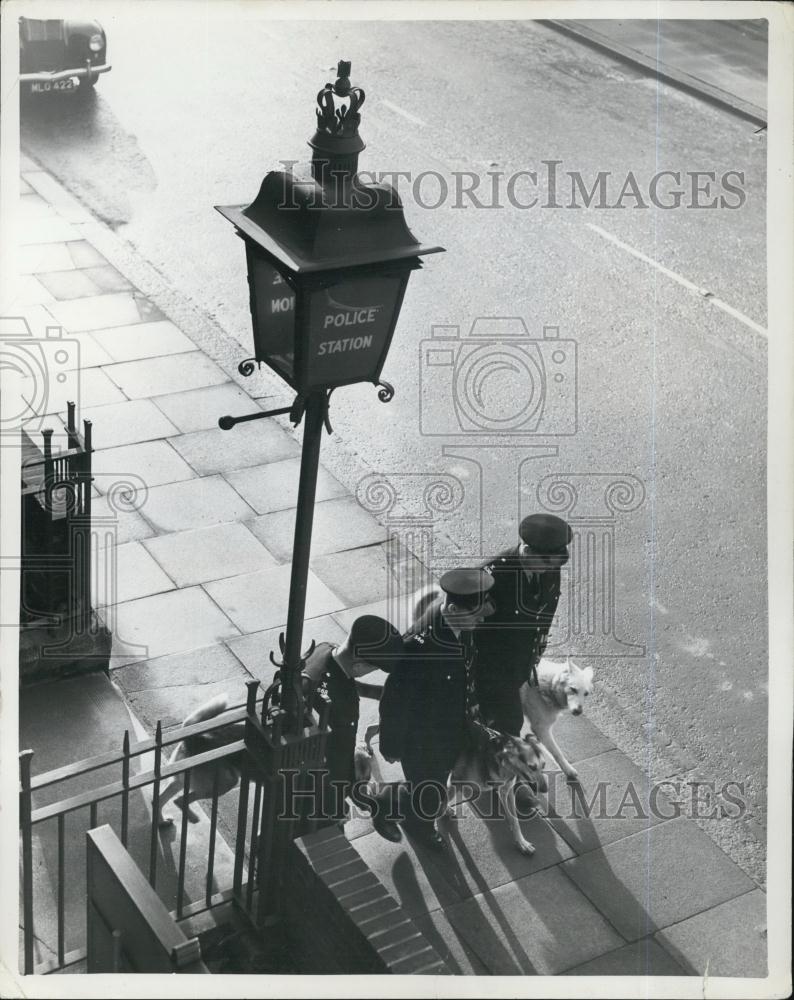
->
<box><xmin>450</xmin><ymin>729</ymin><xmax>548</xmax><ymax>854</ymax></box>
<box><xmin>158</xmin><ymin>694</ymin><xmax>245</xmax><ymax>826</ymax></box>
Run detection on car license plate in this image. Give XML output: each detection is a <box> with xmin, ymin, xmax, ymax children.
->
<box><xmin>31</xmin><ymin>78</ymin><xmax>75</xmax><ymax>93</ymax></box>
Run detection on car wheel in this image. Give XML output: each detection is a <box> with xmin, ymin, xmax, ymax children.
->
<box><xmin>78</xmin><ymin>72</ymin><xmax>98</xmax><ymax>90</ymax></box>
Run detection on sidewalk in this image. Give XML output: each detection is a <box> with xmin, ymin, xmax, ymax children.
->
<box><xmin>13</xmin><ymin>155</ymin><xmax>767</xmax><ymax>978</ymax></box>
<box><xmin>543</xmin><ymin>18</ymin><xmax>768</xmax><ymax>126</ymax></box>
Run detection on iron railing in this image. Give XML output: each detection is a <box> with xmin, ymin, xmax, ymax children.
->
<box><xmin>20</xmin><ymin>402</ymin><xmax>93</xmax><ymax>641</ymax></box>
<box><xmin>19</xmin><ymin>678</ymin><xmax>331</xmax><ymax>975</ymax></box>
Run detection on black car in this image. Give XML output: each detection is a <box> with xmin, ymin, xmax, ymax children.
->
<box><xmin>19</xmin><ymin>15</ymin><xmax>111</xmax><ymax>94</ymax></box>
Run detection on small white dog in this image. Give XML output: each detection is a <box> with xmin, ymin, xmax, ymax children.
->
<box><xmin>520</xmin><ymin>658</ymin><xmax>594</xmax><ymax>783</ymax></box>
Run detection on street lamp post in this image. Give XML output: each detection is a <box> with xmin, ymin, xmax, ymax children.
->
<box><xmin>216</xmin><ymin>60</ymin><xmax>441</xmax><ymax>834</ymax></box>
<box><xmin>218</xmin><ymin>59</ymin><xmax>442</xmax><ymax>733</ymax></box>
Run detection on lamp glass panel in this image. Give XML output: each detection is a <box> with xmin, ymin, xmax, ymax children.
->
<box><xmin>306</xmin><ymin>273</ymin><xmax>402</xmax><ymax>388</ymax></box>
<box><xmin>249</xmin><ymin>254</ymin><xmax>296</xmax><ymax>382</ymax></box>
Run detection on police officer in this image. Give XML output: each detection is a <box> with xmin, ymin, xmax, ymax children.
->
<box><xmin>474</xmin><ymin>513</ymin><xmax>572</xmax><ymax>736</ymax></box>
<box><xmin>302</xmin><ymin>614</ymin><xmax>404</xmax><ymax>822</ymax></box>
<box><xmin>373</xmin><ymin>568</ymin><xmax>496</xmax><ymax>848</ymax></box>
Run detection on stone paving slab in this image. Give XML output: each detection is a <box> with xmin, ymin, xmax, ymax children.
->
<box><xmin>541</xmin><ymin>712</ymin><xmax>617</xmax><ymax>763</ymax></box>
<box><xmin>91</xmin><ymin>320</ymin><xmax>196</xmax><ymax>363</ymax></box>
<box><xmin>75</xmin><ymin>398</ymin><xmax>180</xmax><ymax>449</ymax></box>
<box><xmin>422</xmin><ymin>798</ymin><xmax>576</xmax><ymax>899</ymax></box>
<box><xmin>352</xmin><ymin>830</ymin><xmax>464</xmax><ymax>919</ymax></box>
<box><xmin>69</xmin><ymin>240</ymin><xmax>113</xmax><ymax>268</ymax></box>
<box><xmin>17</xmin><ymin>240</ymin><xmax>85</xmax><ymax>274</ymax></box>
<box><xmin>542</xmin><ymin>748</ymin><xmax>675</xmax><ymax>854</ymax></box>
<box><xmin>20</xmin><ymin>191</ymin><xmax>53</xmax><ymax>219</ymax></box>
<box><xmin>60</xmin><ymin>331</ymin><xmax>115</xmax><ymax>369</ymax></box>
<box><xmin>135</xmin><ymin>475</ymin><xmax>256</xmax><ymax>533</ymax></box>
<box><xmin>104</xmin><ymin>351</ymin><xmax>228</xmax><ymax>399</ymax></box>
<box><xmin>563</xmin><ymin>937</ymin><xmax>688</xmax><ymax>975</ymax></box>
<box><xmin>80</xmin><ymin>368</ymin><xmax>125</xmax><ymax>412</ymax></box>
<box><xmin>21</xmin><ymin>365</ymin><xmax>125</xmax><ymax>416</ymax></box>
<box><xmin>225</xmin><ymin>456</ymin><xmax>347</xmax><ymax>514</ymax></box>
<box><xmin>37</xmin><ymin>265</ymin><xmax>132</xmax><ymax>300</ymax></box>
<box><xmin>105</xmin><ymin>586</ymin><xmax>240</xmax><ymax>665</ymax></box>
<box><xmin>92</xmin><ymin>439</ymin><xmax>197</xmax><ymax>491</ymax></box>
<box><xmin>13</xmin><ymin>274</ymin><xmax>54</xmax><ymax>306</ymax></box>
<box><xmin>94</xmin><ymin>540</ymin><xmax>175</xmax><ymax>606</ymax></box>
<box><xmin>204</xmin><ymin>565</ymin><xmax>345</xmax><ymax>634</ymax></box>
<box><xmin>654</xmin><ymin>888</ymin><xmax>767</xmax><ymax>978</ymax></box>
<box><xmin>152</xmin><ymin>382</ymin><xmax>265</xmax><ymax>434</ymax></box>
<box><xmin>19</xmin><ymin>215</ymin><xmax>80</xmax><ymax>245</ymax></box>
<box><xmin>311</xmin><ymin>543</ymin><xmax>425</xmax><ymax>607</ymax></box>
<box><xmin>248</xmin><ymin>496</ymin><xmax>387</xmax><ymax>563</ymax></box>
<box><xmin>78</xmin><ymin>366</ymin><xmax>128</xmax><ymax>407</ymax></box>
<box><xmin>46</xmin><ymin>291</ymin><xmax>164</xmax><ymax>331</ymax></box>
<box><xmin>169</xmin><ymin>420</ymin><xmax>299</xmax><ymax>476</ymax></box>
<box><xmin>82</xmin><ymin>265</ymin><xmax>136</xmax><ymax>293</ymax></box>
<box><xmin>332</xmin><ymin>599</ymin><xmax>402</xmax><ymax>632</ymax></box>
<box><xmin>91</xmin><ymin>493</ymin><xmax>156</xmax><ymax>546</ymax></box>
<box><xmin>443</xmin><ymin>865</ymin><xmax>626</xmax><ymax>975</ymax></box>
<box><xmin>113</xmin><ymin>642</ymin><xmax>254</xmax><ymax>731</ymax></box>
<box><xmin>561</xmin><ymin>816</ymin><xmax>756</xmax><ymax>942</ymax></box>
<box><xmin>225</xmin><ymin>613</ymin><xmax>348</xmax><ymax>683</ymax></box>
<box><xmin>143</xmin><ymin>521</ymin><xmax>277</xmax><ymax>588</ymax></box>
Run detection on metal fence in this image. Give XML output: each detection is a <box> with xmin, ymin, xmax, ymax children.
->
<box><xmin>19</xmin><ymin>678</ymin><xmax>330</xmax><ymax>975</ymax></box>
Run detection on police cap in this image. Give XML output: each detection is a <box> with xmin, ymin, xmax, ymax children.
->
<box><xmin>519</xmin><ymin>514</ymin><xmax>572</xmax><ymax>553</ymax></box>
<box><xmin>439</xmin><ymin>568</ymin><xmax>495</xmax><ymax>606</ymax></box>
<box><xmin>349</xmin><ymin>615</ymin><xmax>404</xmax><ymax>670</ymax></box>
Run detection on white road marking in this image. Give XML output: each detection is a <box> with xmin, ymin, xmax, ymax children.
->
<box><xmin>380</xmin><ymin>98</ymin><xmax>428</xmax><ymax>127</ymax></box>
<box><xmin>586</xmin><ymin>222</ymin><xmax>767</xmax><ymax>338</ymax></box>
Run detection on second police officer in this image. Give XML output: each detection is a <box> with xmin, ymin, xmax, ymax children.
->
<box><xmin>373</xmin><ymin>568</ymin><xmax>496</xmax><ymax>848</ymax></box>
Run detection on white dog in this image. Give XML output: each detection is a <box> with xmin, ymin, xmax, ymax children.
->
<box><xmin>520</xmin><ymin>658</ymin><xmax>594</xmax><ymax>783</ymax></box>
<box><xmin>158</xmin><ymin>694</ymin><xmax>245</xmax><ymax>826</ymax></box>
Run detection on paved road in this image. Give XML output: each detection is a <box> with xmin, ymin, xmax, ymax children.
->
<box><xmin>19</xmin><ymin>11</ymin><xmax>769</xmax><ymax>880</ymax></box>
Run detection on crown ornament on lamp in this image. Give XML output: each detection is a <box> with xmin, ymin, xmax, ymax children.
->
<box><xmin>314</xmin><ymin>60</ymin><xmax>365</xmax><ymax>136</ymax></box>
<box><xmin>310</xmin><ymin>60</ymin><xmax>366</xmax><ymax>179</ymax></box>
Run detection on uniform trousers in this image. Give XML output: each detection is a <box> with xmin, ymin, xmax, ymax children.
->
<box><xmin>370</xmin><ymin>741</ymin><xmax>461</xmax><ymax>831</ymax></box>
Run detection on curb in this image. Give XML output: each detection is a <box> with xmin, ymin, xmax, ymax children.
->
<box><xmin>540</xmin><ymin>19</ymin><xmax>767</xmax><ymax>129</ymax></box>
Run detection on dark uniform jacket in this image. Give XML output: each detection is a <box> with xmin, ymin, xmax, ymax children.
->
<box><xmin>378</xmin><ymin>608</ymin><xmax>468</xmax><ymax>766</ymax></box>
<box><xmin>474</xmin><ymin>546</ymin><xmax>562</xmax><ymax>731</ymax></box>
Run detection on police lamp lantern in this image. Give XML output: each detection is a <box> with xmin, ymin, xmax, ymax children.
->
<box><xmin>216</xmin><ymin>60</ymin><xmax>443</xmax><ymax>397</ymax></box>
<box><xmin>214</xmin><ymin>62</ymin><xmax>443</xmax><ymax>740</ymax></box>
